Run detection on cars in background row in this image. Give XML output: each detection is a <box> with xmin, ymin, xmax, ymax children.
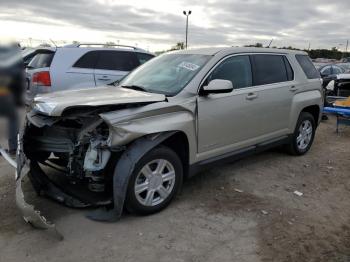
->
<box><xmin>25</xmin><ymin>43</ymin><xmax>154</xmax><ymax>103</ymax></box>
<box><xmin>324</xmin><ymin>74</ymin><xmax>350</xmax><ymax>97</ymax></box>
<box><xmin>316</xmin><ymin>63</ymin><xmax>348</xmax><ymax>87</ymax></box>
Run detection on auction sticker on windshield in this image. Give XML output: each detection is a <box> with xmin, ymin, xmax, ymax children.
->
<box><xmin>178</xmin><ymin>61</ymin><xmax>200</xmax><ymax>71</ymax></box>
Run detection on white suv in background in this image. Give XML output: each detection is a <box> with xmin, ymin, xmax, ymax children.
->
<box><xmin>25</xmin><ymin>43</ymin><xmax>154</xmax><ymax>103</ymax></box>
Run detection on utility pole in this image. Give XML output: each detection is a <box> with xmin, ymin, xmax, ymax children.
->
<box><xmin>183</xmin><ymin>10</ymin><xmax>192</xmax><ymax>49</ymax></box>
<box><xmin>346</xmin><ymin>40</ymin><xmax>349</xmax><ymax>55</ymax></box>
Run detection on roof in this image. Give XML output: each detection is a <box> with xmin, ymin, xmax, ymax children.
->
<box><xmin>62</xmin><ymin>43</ymin><xmax>150</xmax><ymax>54</ymax></box>
<box><xmin>173</xmin><ymin>47</ymin><xmax>307</xmax><ymax>56</ymax></box>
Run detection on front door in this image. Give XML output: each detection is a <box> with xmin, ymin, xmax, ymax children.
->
<box><xmin>197</xmin><ymin>54</ymin><xmax>294</xmax><ymax>159</ymax></box>
<box><xmin>197</xmin><ymin>55</ymin><xmax>261</xmax><ymax>156</ymax></box>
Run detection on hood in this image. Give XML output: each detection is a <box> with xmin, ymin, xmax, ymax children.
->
<box><xmin>33</xmin><ymin>86</ymin><xmax>166</xmax><ymax>116</ymax></box>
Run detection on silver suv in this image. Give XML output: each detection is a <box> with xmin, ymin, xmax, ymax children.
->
<box><xmin>16</xmin><ymin>47</ymin><xmax>322</xmax><ymax>230</ymax></box>
<box><xmin>25</xmin><ymin>43</ymin><xmax>154</xmax><ymax>103</ymax></box>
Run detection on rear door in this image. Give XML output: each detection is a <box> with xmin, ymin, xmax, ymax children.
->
<box><xmin>65</xmin><ymin>51</ymin><xmax>99</xmax><ymax>89</ymax></box>
<box><xmin>249</xmin><ymin>54</ymin><xmax>295</xmax><ymax>136</ymax></box>
<box><xmin>94</xmin><ymin>51</ymin><xmax>140</xmax><ymax>86</ymax></box>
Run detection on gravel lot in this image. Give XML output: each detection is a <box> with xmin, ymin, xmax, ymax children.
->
<box><xmin>0</xmin><ymin>116</ymin><xmax>349</xmax><ymax>262</ymax></box>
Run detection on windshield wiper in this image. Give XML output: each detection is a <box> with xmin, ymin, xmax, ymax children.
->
<box><xmin>121</xmin><ymin>85</ymin><xmax>148</xmax><ymax>92</ymax></box>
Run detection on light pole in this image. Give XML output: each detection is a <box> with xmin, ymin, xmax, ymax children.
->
<box><xmin>345</xmin><ymin>40</ymin><xmax>349</xmax><ymax>55</ymax></box>
<box><xmin>183</xmin><ymin>10</ymin><xmax>192</xmax><ymax>49</ymax></box>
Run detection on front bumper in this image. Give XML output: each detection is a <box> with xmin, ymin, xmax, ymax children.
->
<box><xmin>15</xmin><ymin>139</ymin><xmax>63</xmax><ymax>239</ymax></box>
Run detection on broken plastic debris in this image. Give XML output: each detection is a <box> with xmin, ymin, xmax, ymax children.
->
<box><xmin>261</xmin><ymin>210</ymin><xmax>269</xmax><ymax>215</ymax></box>
<box><xmin>234</xmin><ymin>188</ymin><xmax>244</xmax><ymax>193</ymax></box>
<box><xmin>293</xmin><ymin>190</ymin><xmax>303</xmax><ymax>196</ymax></box>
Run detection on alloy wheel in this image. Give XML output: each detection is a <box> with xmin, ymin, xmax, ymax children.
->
<box><xmin>296</xmin><ymin>119</ymin><xmax>313</xmax><ymax>150</ymax></box>
<box><xmin>134</xmin><ymin>159</ymin><xmax>176</xmax><ymax>207</ymax></box>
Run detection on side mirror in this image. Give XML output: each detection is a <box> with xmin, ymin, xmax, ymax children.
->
<box><xmin>201</xmin><ymin>79</ymin><xmax>233</xmax><ymax>95</ymax></box>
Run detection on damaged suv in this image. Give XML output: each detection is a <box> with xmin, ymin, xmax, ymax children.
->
<box><xmin>16</xmin><ymin>47</ymin><xmax>323</xmax><ymax>230</ymax></box>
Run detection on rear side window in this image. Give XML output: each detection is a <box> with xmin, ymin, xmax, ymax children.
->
<box><xmin>252</xmin><ymin>55</ymin><xmax>289</xmax><ymax>85</ymax></box>
<box><xmin>136</xmin><ymin>53</ymin><xmax>154</xmax><ymax>64</ymax></box>
<box><xmin>295</xmin><ymin>55</ymin><xmax>320</xmax><ymax>79</ymax></box>
<box><xmin>29</xmin><ymin>53</ymin><xmax>54</xmax><ymax>69</ymax></box>
<box><xmin>95</xmin><ymin>51</ymin><xmax>139</xmax><ymax>71</ymax></box>
<box><xmin>283</xmin><ymin>56</ymin><xmax>294</xmax><ymax>81</ymax></box>
<box><xmin>209</xmin><ymin>55</ymin><xmax>252</xmax><ymax>89</ymax></box>
<box><xmin>73</xmin><ymin>51</ymin><xmax>99</xmax><ymax>69</ymax></box>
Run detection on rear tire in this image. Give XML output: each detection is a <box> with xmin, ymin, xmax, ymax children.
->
<box><xmin>125</xmin><ymin>146</ymin><xmax>183</xmax><ymax>215</ymax></box>
<box><xmin>287</xmin><ymin>112</ymin><xmax>316</xmax><ymax>155</ymax></box>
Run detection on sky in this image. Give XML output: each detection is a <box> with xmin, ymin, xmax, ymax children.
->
<box><xmin>0</xmin><ymin>0</ymin><xmax>349</xmax><ymax>52</ymax></box>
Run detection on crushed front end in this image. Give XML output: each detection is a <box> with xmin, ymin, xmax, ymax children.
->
<box><xmin>16</xmin><ymin>108</ymin><xmax>120</xmax><ymax>232</ymax></box>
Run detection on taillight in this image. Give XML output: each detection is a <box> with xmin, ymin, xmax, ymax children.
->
<box><xmin>32</xmin><ymin>71</ymin><xmax>51</xmax><ymax>87</ymax></box>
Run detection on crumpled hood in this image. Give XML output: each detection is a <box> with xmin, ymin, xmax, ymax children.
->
<box><xmin>33</xmin><ymin>86</ymin><xmax>166</xmax><ymax>116</ymax></box>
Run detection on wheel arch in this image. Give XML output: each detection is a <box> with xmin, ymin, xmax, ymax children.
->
<box><xmin>289</xmin><ymin>90</ymin><xmax>323</xmax><ymax>131</ymax></box>
<box><xmin>86</xmin><ymin>131</ymin><xmax>186</xmax><ymax>222</ymax></box>
<box><xmin>301</xmin><ymin>104</ymin><xmax>321</xmax><ymax>125</ymax></box>
<box><xmin>161</xmin><ymin>131</ymin><xmax>190</xmax><ymax>178</ymax></box>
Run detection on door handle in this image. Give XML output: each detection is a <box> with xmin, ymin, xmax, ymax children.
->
<box><xmin>290</xmin><ymin>85</ymin><xmax>298</xmax><ymax>92</ymax></box>
<box><xmin>246</xmin><ymin>92</ymin><xmax>258</xmax><ymax>100</ymax></box>
<box><xmin>97</xmin><ymin>78</ymin><xmax>111</xmax><ymax>81</ymax></box>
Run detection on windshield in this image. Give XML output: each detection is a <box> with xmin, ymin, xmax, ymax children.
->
<box><xmin>119</xmin><ymin>53</ymin><xmax>211</xmax><ymax>96</ymax></box>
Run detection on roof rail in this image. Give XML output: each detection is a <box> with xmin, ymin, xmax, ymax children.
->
<box><xmin>64</xmin><ymin>43</ymin><xmax>141</xmax><ymax>50</ymax></box>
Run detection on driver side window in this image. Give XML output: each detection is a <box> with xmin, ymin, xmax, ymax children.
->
<box><xmin>208</xmin><ymin>55</ymin><xmax>252</xmax><ymax>89</ymax></box>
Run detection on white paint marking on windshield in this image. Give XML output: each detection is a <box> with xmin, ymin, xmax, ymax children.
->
<box><xmin>178</xmin><ymin>61</ymin><xmax>200</xmax><ymax>71</ymax></box>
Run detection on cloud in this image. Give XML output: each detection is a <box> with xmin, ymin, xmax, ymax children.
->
<box><xmin>0</xmin><ymin>0</ymin><xmax>349</xmax><ymax>50</ymax></box>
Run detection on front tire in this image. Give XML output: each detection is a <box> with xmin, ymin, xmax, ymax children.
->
<box><xmin>125</xmin><ymin>146</ymin><xmax>183</xmax><ymax>215</ymax></box>
<box><xmin>287</xmin><ymin>112</ymin><xmax>316</xmax><ymax>155</ymax></box>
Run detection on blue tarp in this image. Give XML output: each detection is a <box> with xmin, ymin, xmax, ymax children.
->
<box><xmin>323</xmin><ymin>107</ymin><xmax>350</xmax><ymax>116</ymax></box>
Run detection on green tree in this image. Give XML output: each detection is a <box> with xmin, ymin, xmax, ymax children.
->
<box><xmin>104</xmin><ymin>41</ymin><xmax>116</xmax><ymax>47</ymax></box>
<box><xmin>244</xmin><ymin>43</ymin><xmax>263</xmax><ymax>48</ymax></box>
<box><xmin>171</xmin><ymin>42</ymin><xmax>185</xmax><ymax>50</ymax></box>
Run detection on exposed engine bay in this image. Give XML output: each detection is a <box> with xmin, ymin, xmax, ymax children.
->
<box><xmin>22</xmin><ymin>105</ymin><xmax>142</xmax><ymax>207</ymax></box>
<box><xmin>26</xmin><ymin>113</ymin><xmax>110</xmax><ymax>194</ymax></box>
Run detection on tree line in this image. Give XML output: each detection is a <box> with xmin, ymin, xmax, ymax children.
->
<box><xmin>158</xmin><ymin>42</ymin><xmax>350</xmax><ymax>60</ymax></box>
<box><xmin>244</xmin><ymin>43</ymin><xmax>349</xmax><ymax>60</ymax></box>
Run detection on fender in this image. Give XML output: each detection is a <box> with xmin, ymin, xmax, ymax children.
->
<box><xmin>289</xmin><ymin>90</ymin><xmax>323</xmax><ymax>131</ymax></box>
<box><xmin>100</xmin><ymin>98</ymin><xmax>197</xmax><ymax>164</ymax></box>
<box><xmin>86</xmin><ymin>131</ymin><xmax>177</xmax><ymax>221</ymax></box>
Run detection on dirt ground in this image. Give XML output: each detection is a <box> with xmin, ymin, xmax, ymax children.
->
<box><xmin>0</xmin><ymin>116</ymin><xmax>349</xmax><ymax>262</ymax></box>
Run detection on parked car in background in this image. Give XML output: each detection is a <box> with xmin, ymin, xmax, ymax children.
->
<box><xmin>337</xmin><ymin>63</ymin><xmax>350</xmax><ymax>73</ymax></box>
<box><xmin>21</xmin><ymin>47</ymin><xmax>57</xmax><ymax>67</ymax></box>
<box><xmin>15</xmin><ymin>47</ymin><xmax>323</xmax><ymax>230</ymax></box>
<box><xmin>325</xmin><ymin>74</ymin><xmax>350</xmax><ymax>97</ymax></box>
<box><xmin>342</xmin><ymin>57</ymin><xmax>350</xmax><ymax>63</ymax></box>
<box><xmin>318</xmin><ymin>64</ymin><xmax>346</xmax><ymax>87</ymax></box>
<box><xmin>25</xmin><ymin>43</ymin><xmax>154</xmax><ymax>103</ymax></box>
